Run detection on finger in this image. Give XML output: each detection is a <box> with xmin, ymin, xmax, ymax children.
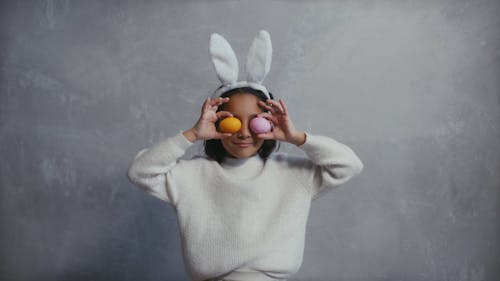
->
<box><xmin>216</xmin><ymin>132</ymin><xmax>233</xmax><ymax>139</ymax></box>
<box><xmin>279</xmin><ymin>99</ymin><xmax>289</xmax><ymax>115</ymax></box>
<box><xmin>216</xmin><ymin>110</ymin><xmax>233</xmax><ymax>119</ymax></box>
<box><xmin>209</xmin><ymin>96</ymin><xmax>229</xmax><ymax>107</ymax></box>
<box><xmin>257</xmin><ymin>111</ymin><xmax>271</xmax><ymax>117</ymax></box>
<box><xmin>258</xmin><ymin>100</ymin><xmax>278</xmax><ymax>114</ymax></box>
<box><xmin>265</xmin><ymin>99</ymin><xmax>284</xmax><ymax>114</ymax></box>
<box><xmin>202</xmin><ymin>98</ymin><xmax>213</xmax><ymax>115</ymax></box>
<box><xmin>257</xmin><ymin>111</ymin><xmax>273</xmax><ymax>120</ymax></box>
<box><xmin>256</xmin><ymin>132</ymin><xmax>274</xmax><ymax>140</ymax></box>
<box><xmin>203</xmin><ymin>97</ymin><xmax>210</xmax><ymax>110</ymax></box>
<box><xmin>257</xmin><ymin>112</ymin><xmax>278</xmax><ymax>125</ymax></box>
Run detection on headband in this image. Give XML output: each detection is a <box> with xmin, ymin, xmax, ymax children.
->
<box><xmin>209</xmin><ymin>30</ymin><xmax>272</xmax><ymax>99</ymax></box>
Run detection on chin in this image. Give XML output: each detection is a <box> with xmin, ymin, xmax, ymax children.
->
<box><xmin>222</xmin><ymin>141</ymin><xmax>263</xmax><ymax>158</ymax></box>
<box><xmin>230</xmin><ymin>149</ymin><xmax>258</xmax><ymax>158</ymax></box>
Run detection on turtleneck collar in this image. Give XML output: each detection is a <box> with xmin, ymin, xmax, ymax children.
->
<box><xmin>221</xmin><ymin>153</ymin><xmax>263</xmax><ymax>168</ymax></box>
<box><xmin>221</xmin><ymin>153</ymin><xmax>265</xmax><ymax>179</ymax></box>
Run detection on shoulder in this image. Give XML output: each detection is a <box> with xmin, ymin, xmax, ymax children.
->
<box><xmin>177</xmin><ymin>154</ymin><xmax>217</xmax><ymax>168</ymax></box>
<box><xmin>170</xmin><ymin>155</ymin><xmax>219</xmax><ymax>180</ymax></box>
<box><xmin>268</xmin><ymin>152</ymin><xmax>314</xmax><ymax>170</ymax></box>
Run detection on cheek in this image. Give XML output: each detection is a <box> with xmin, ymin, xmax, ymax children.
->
<box><xmin>255</xmin><ymin>138</ymin><xmax>265</xmax><ymax>147</ymax></box>
<box><xmin>220</xmin><ymin>138</ymin><xmax>231</xmax><ymax>148</ymax></box>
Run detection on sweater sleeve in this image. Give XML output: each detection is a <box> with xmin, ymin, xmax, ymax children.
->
<box><xmin>295</xmin><ymin>132</ymin><xmax>364</xmax><ymax>200</ymax></box>
<box><xmin>126</xmin><ymin>130</ymin><xmax>195</xmax><ymax>205</ymax></box>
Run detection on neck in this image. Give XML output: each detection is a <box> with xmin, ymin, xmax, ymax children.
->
<box><xmin>221</xmin><ymin>153</ymin><xmax>265</xmax><ymax>179</ymax></box>
<box><xmin>222</xmin><ymin>153</ymin><xmax>261</xmax><ymax>167</ymax></box>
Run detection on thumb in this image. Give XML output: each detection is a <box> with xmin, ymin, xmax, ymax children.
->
<box><xmin>256</xmin><ymin>132</ymin><xmax>274</xmax><ymax>140</ymax></box>
<box><xmin>215</xmin><ymin>132</ymin><xmax>233</xmax><ymax>139</ymax></box>
<box><xmin>216</xmin><ymin>111</ymin><xmax>233</xmax><ymax>120</ymax></box>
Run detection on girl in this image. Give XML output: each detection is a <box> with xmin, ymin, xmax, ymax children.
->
<box><xmin>127</xmin><ymin>31</ymin><xmax>364</xmax><ymax>281</ymax></box>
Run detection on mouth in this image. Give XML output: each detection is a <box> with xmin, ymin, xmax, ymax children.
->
<box><xmin>233</xmin><ymin>142</ymin><xmax>253</xmax><ymax>148</ymax></box>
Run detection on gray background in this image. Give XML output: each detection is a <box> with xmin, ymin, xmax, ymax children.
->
<box><xmin>1</xmin><ymin>0</ymin><xmax>499</xmax><ymax>280</ymax></box>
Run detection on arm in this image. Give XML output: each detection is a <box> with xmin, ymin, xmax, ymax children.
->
<box><xmin>127</xmin><ymin>96</ymin><xmax>234</xmax><ymax>204</ymax></box>
<box><xmin>255</xmin><ymin>99</ymin><xmax>363</xmax><ymax>199</ymax></box>
<box><xmin>295</xmin><ymin>132</ymin><xmax>364</xmax><ymax>200</ymax></box>
<box><xmin>127</xmin><ymin>130</ymin><xmax>195</xmax><ymax>204</ymax></box>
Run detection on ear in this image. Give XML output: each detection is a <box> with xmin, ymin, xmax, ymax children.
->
<box><xmin>209</xmin><ymin>33</ymin><xmax>239</xmax><ymax>85</ymax></box>
<box><xmin>246</xmin><ymin>30</ymin><xmax>272</xmax><ymax>84</ymax></box>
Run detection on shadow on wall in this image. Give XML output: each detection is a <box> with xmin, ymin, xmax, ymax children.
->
<box><xmin>4</xmin><ymin>174</ymin><xmax>191</xmax><ymax>281</ymax></box>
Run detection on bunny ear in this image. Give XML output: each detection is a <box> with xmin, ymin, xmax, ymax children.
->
<box><xmin>209</xmin><ymin>33</ymin><xmax>239</xmax><ymax>85</ymax></box>
<box><xmin>246</xmin><ymin>30</ymin><xmax>272</xmax><ymax>84</ymax></box>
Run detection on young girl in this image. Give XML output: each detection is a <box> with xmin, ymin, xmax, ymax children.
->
<box><xmin>127</xmin><ymin>31</ymin><xmax>364</xmax><ymax>281</ymax></box>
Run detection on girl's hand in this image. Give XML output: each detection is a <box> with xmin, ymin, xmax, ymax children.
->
<box><xmin>257</xmin><ymin>99</ymin><xmax>306</xmax><ymax>146</ymax></box>
<box><xmin>190</xmin><ymin>97</ymin><xmax>233</xmax><ymax>141</ymax></box>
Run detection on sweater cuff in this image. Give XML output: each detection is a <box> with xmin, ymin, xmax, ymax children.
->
<box><xmin>296</xmin><ymin>132</ymin><xmax>342</xmax><ymax>162</ymax></box>
<box><xmin>173</xmin><ymin>130</ymin><xmax>195</xmax><ymax>150</ymax></box>
<box><xmin>297</xmin><ymin>132</ymin><xmax>312</xmax><ymax>149</ymax></box>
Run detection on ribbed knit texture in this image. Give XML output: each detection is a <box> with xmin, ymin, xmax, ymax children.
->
<box><xmin>127</xmin><ymin>131</ymin><xmax>363</xmax><ymax>281</ymax></box>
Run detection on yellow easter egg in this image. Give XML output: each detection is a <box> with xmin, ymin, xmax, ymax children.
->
<box><xmin>219</xmin><ymin>117</ymin><xmax>241</xmax><ymax>133</ymax></box>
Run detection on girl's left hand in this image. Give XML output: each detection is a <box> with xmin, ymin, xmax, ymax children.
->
<box><xmin>256</xmin><ymin>99</ymin><xmax>306</xmax><ymax>146</ymax></box>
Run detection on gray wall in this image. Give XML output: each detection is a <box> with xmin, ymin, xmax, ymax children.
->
<box><xmin>1</xmin><ymin>1</ymin><xmax>499</xmax><ymax>280</ymax></box>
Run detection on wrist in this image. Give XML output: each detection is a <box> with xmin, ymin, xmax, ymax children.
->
<box><xmin>182</xmin><ymin>128</ymin><xmax>199</xmax><ymax>143</ymax></box>
<box><xmin>290</xmin><ymin>131</ymin><xmax>306</xmax><ymax>146</ymax></box>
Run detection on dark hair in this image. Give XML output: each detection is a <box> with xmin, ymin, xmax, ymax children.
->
<box><xmin>204</xmin><ymin>87</ymin><xmax>280</xmax><ymax>163</ymax></box>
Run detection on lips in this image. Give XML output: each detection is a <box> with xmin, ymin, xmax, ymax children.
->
<box><xmin>233</xmin><ymin>142</ymin><xmax>252</xmax><ymax>147</ymax></box>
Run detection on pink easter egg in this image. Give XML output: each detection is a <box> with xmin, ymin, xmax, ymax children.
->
<box><xmin>250</xmin><ymin>117</ymin><xmax>272</xmax><ymax>134</ymax></box>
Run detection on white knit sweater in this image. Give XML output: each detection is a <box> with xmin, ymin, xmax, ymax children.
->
<box><xmin>127</xmin><ymin>131</ymin><xmax>364</xmax><ymax>281</ymax></box>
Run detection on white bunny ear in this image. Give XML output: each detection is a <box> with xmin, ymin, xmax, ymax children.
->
<box><xmin>209</xmin><ymin>33</ymin><xmax>239</xmax><ymax>85</ymax></box>
<box><xmin>246</xmin><ymin>30</ymin><xmax>272</xmax><ymax>84</ymax></box>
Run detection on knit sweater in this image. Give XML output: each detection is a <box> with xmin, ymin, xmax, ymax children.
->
<box><xmin>127</xmin><ymin>131</ymin><xmax>364</xmax><ymax>281</ymax></box>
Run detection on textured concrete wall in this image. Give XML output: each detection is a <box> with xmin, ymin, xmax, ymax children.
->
<box><xmin>1</xmin><ymin>1</ymin><xmax>499</xmax><ymax>280</ymax></box>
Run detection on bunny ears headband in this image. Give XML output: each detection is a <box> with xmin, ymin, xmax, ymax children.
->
<box><xmin>209</xmin><ymin>30</ymin><xmax>272</xmax><ymax>99</ymax></box>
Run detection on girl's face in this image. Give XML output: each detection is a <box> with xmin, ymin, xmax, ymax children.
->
<box><xmin>219</xmin><ymin>93</ymin><xmax>266</xmax><ymax>159</ymax></box>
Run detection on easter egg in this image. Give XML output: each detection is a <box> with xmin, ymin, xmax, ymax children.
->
<box><xmin>219</xmin><ymin>116</ymin><xmax>241</xmax><ymax>133</ymax></box>
<box><xmin>250</xmin><ymin>117</ymin><xmax>272</xmax><ymax>134</ymax></box>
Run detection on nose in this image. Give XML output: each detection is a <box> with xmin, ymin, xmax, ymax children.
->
<box><xmin>237</xmin><ymin>120</ymin><xmax>251</xmax><ymax>139</ymax></box>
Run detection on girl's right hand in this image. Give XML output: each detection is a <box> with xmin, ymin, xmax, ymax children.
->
<box><xmin>191</xmin><ymin>96</ymin><xmax>233</xmax><ymax>141</ymax></box>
